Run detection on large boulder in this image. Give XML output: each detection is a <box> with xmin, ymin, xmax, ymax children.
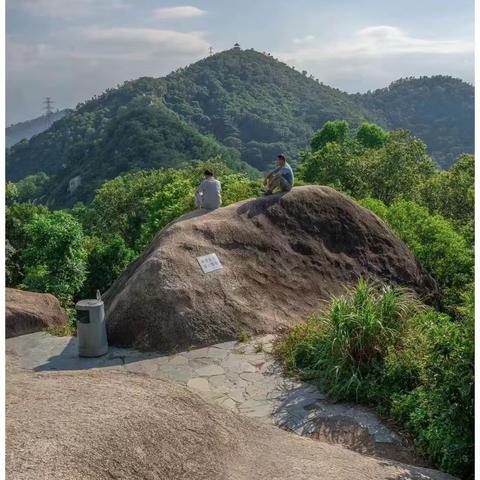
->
<box><xmin>104</xmin><ymin>186</ymin><xmax>437</xmax><ymax>352</ymax></box>
<box><xmin>6</xmin><ymin>288</ymin><xmax>68</xmax><ymax>338</ymax></box>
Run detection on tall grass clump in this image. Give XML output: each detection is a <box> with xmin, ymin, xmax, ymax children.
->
<box><xmin>276</xmin><ymin>279</ymin><xmax>422</xmax><ymax>400</ymax></box>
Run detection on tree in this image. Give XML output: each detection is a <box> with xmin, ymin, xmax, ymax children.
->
<box><xmin>355</xmin><ymin>122</ymin><xmax>388</xmax><ymax>148</ymax></box>
<box><xmin>299</xmin><ymin>142</ymin><xmax>368</xmax><ymax>197</ymax></box>
<box><xmin>81</xmin><ymin>235</ymin><xmax>135</xmax><ymax>298</ymax></box>
<box><xmin>89</xmin><ymin>161</ymin><xmax>263</xmax><ymax>252</ymax></box>
<box><xmin>365</xmin><ymin>130</ymin><xmax>437</xmax><ymax>204</ymax></box>
<box><xmin>421</xmin><ymin>153</ymin><xmax>474</xmax><ymax>226</ymax></box>
<box><xmin>14</xmin><ymin>172</ymin><xmax>49</xmax><ymax>203</ymax></box>
<box><xmin>310</xmin><ymin>120</ymin><xmax>349</xmax><ymax>151</ymax></box>
<box><xmin>6</xmin><ymin>182</ymin><xmax>18</xmax><ymax>206</ymax></box>
<box><xmin>6</xmin><ymin>240</ymin><xmax>21</xmax><ymax>287</ymax></box>
<box><xmin>21</xmin><ymin>211</ymin><xmax>87</xmax><ymax>303</ymax></box>
<box><xmin>6</xmin><ymin>203</ymin><xmax>49</xmax><ymax>252</ymax></box>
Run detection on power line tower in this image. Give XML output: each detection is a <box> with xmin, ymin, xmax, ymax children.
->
<box><xmin>43</xmin><ymin>97</ymin><xmax>54</xmax><ymax>127</ymax></box>
<box><xmin>209</xmin><ymin>46</ymin><xmax>213</xmax><ymax>55</ymax></box>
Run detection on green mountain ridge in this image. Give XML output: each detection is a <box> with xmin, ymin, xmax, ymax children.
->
<box><xmin>6</xmin><ymin>109</ymin><xmax>69</xmax><ymax>148</ymax></box>
<box><xmin>6</xmin><ymin>48</ymin><xmax>474</xmax><ymax>207</ymax></box>
<box><xmin>354</xmin><ymin>75</ymin><xmax>474</xmax><ymax>169</ymax></box>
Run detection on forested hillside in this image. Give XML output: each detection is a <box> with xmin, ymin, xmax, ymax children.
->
<box><xmin>161</xmin><ymin>48</ymin><xmax>374</xmax><ymax>170</ymax></box>
<box><xmin>355</xmin><ymin>76</ymin><xmax>474</xmax><ymax>168</ymax></box>
<box><xmin>6</xmin><ymin>48</ymin><xmax>474</xmax><ymax>207</ymax></box>
<box><xmin>6</xmin><ymin>110</ymin><xmax>69</xmax><ymax>148</ymax></box>
<box><xmin>7</xmin><ymin>91</ymin><xmax>251</xmax><ymax>207</ymax></box>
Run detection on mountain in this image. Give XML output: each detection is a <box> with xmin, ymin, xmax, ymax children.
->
<box><xmin>6</xmin><ymin>48</ymin><xmax>474</xmax><ymax>207</ymax></box>
<box><xmin>6</xmin><ymin>110</ymin><xmax>69</xmax><ymax>148</ymax></box>
<box><xmin>354</xmin><ymin>76</ymin><xmax>474</xmax><ymax>169</ymax></box>
<box><xmin>160</xmin><ymin>49</ymin><xmax>375</xmax><ymax>171</ymax></box>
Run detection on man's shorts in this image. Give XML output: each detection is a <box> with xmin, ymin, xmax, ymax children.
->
<box><xmin>278</xmin><ymin>176</ymin><xmax>292</xmax><ymax>192</ymax></box>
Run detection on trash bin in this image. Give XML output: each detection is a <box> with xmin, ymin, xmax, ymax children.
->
<box><xmin>75</xmin><ymin>299</ymin><xmax>108</xmax><ymax>357</ymax></box>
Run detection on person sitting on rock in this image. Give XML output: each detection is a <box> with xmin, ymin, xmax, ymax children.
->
<box><xmin>263</xmin><ymin>154</ymin><xmax>294</xmax><ymax>195</ymax></box>
<box><xmin>195</xmin><ymin>170</ymin><xmax>222</xmax><ymax>210</ymax></box>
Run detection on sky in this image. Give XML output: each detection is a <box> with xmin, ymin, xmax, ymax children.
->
<box><xmin>6</xmin><ymin>0</ymin><xmax>475</xmax><ymax>125</ymax></box>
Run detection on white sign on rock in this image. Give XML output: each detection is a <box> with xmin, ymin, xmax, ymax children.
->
<box><xmin>197</xmin><ymin>253</ymin><xmax>223</xmax><ymax>273</ymax></box>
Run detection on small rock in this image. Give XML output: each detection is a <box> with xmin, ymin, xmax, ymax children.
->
<box><xmin>195</xmin><ymin>364</ymin><xmax>225</xmax><ymax>377</ymax></box>
<box><xmin>187</xmin><ymin>377</ymin><xmax>210</xmax><ymax>393</ymax></box>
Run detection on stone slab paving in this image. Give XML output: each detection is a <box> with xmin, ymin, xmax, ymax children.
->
<box><xmin>6</xmin><ymin>332</ymin><xmax>401</xmax><ymax>448</ymax></box>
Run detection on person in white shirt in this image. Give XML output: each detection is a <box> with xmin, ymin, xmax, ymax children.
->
<box><xmin>195</xmin><ymin>170</ymin><xmax>222</xmax><ymax>210</ymax></box>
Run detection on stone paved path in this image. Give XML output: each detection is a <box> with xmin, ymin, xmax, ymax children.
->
<box><xmin>7</xmin><ymin>332</ymin><xmax>406</xmax><ymax>458</ymax></box>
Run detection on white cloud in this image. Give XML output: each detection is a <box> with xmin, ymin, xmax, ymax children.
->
<box><xmin>81</xmin><ymin>27</ymin><xmax>209</xmax><ymax>56</ymax></box>
<box><xmin>292</xmin><ymin>35</ymin><xmax>315</xmax><ymax>45</ymax></box>
<box><xmin>275</xmin><ymin>25</ymin><xmax>474</xmax><ymax>92</ymax></box>
<box><xmin>8</xmin><ymin>0</ymin><xmax>130</xmax><ymax>18</ymax></box>
<box><xmin>154</xmin><ymin>5</ymin><xmax>206</xmax><ymax>20</ymax></box>
<box><xmin>6</xmin><ymin>29</ymin><xmax>210</xmax><ymax>123</ymax></box>
<box><xmin>280</xmin><ymin>26</ymin><xmax>473</xmax><ymax>64</ymax></box>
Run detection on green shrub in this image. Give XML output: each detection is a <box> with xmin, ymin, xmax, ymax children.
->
<box><xmin>20</xmin><ymin>211</ymin><xmax>87</xmax><ymax>304</ymax></box>
<box><xmin>359</xmin><ymin>198</ymin><xmax>473</xmax><ymax>308</ymax></box>
<box><xmin>276</xmin><ymin>280</ymin><xmax>474</xmax><ymax>478</ymax></box>
<box><xmin>391</xmin><ymin>300</ymin><xmax>474</xmax><ymax>478</ymax></box>
<box><xmin>81</xmin><ymin>235</ymin><xmax>136</xmax><ymax>298</ymax></box>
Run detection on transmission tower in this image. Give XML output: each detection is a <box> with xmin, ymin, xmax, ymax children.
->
<box><xmin>43</xmin><ymin>97</ymin><xmax>54</xmax><ymax>127</ymax></box>
<box><xmin>209</xmin><ymin>46</ymin><xmax>213</xmax><ymax>55</ymax></box>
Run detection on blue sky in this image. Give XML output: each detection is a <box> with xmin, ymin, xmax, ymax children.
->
<box><xmin>6</xmin><ymin>0</ymin><xmax>474</xmax><ymax>124</ymax></box>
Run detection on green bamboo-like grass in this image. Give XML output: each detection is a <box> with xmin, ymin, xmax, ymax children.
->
<box><xmin>276</xmin><ymin>279</ymin><xmax>423</xmax><ymax>400</ymax></box>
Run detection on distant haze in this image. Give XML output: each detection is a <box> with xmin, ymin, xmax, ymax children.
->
<box><xmin>6</xmin><ymin>0</ymin><xmax>474</xmax><ymax>124</ymax></box>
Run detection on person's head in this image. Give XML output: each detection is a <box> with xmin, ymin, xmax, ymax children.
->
<box><xmin>276</xmin><ymin>154</ymin><xmax>287</xmax><ymax>166</ymax></box>
<box><xmin>204</xmin><ymin>169</ymin><xmax>214</xmax><ymax>178</ymax></box>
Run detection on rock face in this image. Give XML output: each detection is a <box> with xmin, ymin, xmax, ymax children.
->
<box><xmin>104</xmin><ymin>186</ymin><xmax>437</xmax><ymax>352</ymax></box>
<box><xmin>6</xmin><ymin>359</ymin><xmax>455</xmax><ymax>480</ymax></box>
<box><xmin>5</xmin><ymin>288</ymin><xmax>68</xmax><ymax>338</ymax></box>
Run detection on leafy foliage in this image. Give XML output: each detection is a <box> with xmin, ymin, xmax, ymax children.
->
<box><xmin>14</xmin><ymin>172</ymin><xmax>50</xmax><ymax>203</ymax></box>
<box><xmin>276</xmin><ymin>280</ymin><xmax>422</xmax><ymax>399</ymax></box>
<box><xmin>310</xmin><ymin>120</ymin><xmax>349</xmax><ymax>151</ymax></box>
<box><xmin>162</xmin><ymin>50</ymin><xmax>371</xmax><ymax>171</ymax></box>
<box><xmin>6</xmin><ymin>240</ymin><xmax>21</xmax><ymax>287</ymax></box>
<box><xmin>8</xmin><ymin>102</ymin><xmax>251</xmax><ymax>208</ymax></box>
<box><xmin>421</xmin><ymin>153</ymin><xmax>474</xmax><ymax>227</ymax></box>
<box><xmin>20</xmin><ymin>211</ymin><xmax>87</xmax><ymax>303</ymax></box>
<box><xmin>300</xmin><ymin>124</ymin><xmax>436</xmax><ymax>204</ymax></box>
<box><xmin>6</xmin><ymin>182</ymin><xmax>18</xmax><ymax>206</ymax></box>
<box><xmin>276</xmin><ymin>280</ymin><xmax>474</xmax><ymax>478</ymax></box>
<box><xmin>86</xmin><ymin>160</ymin><xmax>260</xmax><ymax>252</ymax></box>
<box><xmin>80</xmin><ymin>235</ymin><xmax>135</xmax><ymax>298</ymax></box>
<box><xmin>355</xmin><ymin>76</ymin><xmax>474</xmax><ymax>168</ymax></box>
<box><xmin>6</xmin><ymin>202</ymin><xmax>49</xmax><ymax>255</ymax></box>
<box><xmin>278</xmin><ymin>123</ymin><xmax>474</xmax><ymax>478</ymax></box>
<box><xmin>355</xmin><ymin>122</ymin><xmax>388</xmax><ymax>148</ymax></box>
<box><xmin>390</xmin><ymin>304</ymin><xmax>474</xmax><ymax>478</ymax></box>
<box><xmin>360</xmin><ymin>199</ymin><xmax>474</xmax><ymax>308</ymax></box>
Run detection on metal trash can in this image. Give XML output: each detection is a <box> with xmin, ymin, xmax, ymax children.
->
<box><xmin>75</xmin><ymin>299</ymin><xmax>108</xmax><ymax>357</ymax></box>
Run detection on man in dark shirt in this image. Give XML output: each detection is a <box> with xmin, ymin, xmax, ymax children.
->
<box><xmin>263</xmin><ymin>154</ymin><xmax>294</xmax><ymax>195</ymax></box>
